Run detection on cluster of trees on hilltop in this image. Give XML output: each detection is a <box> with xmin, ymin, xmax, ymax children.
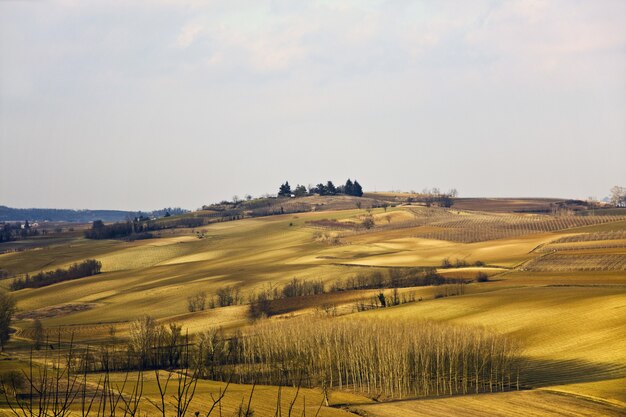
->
<box><xmin>278</xmin><ymin>179</ymin><xmax>363</xmax><ymax>197</ymax></box>
<box><xmin>10</xmin><ymin>259</ymin><xmax>102</xmax><ymax>290</ymax></box>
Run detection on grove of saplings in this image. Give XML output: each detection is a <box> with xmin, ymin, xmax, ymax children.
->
<box><xmin>72</xmin><ymin>315</ymin><xmax>522</xmax><ymax>400</ymax></box>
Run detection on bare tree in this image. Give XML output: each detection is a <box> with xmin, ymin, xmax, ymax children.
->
<box><xmin>33</xmin><ymin>318</ymin><xmax>45</xmax><ymax>350</ymax></box>
<box><xmin>610</xmin><ymin>185</ymin><xmax>626</xmax><ymax>206</ymax></box>
<box><xmin>0</xmin><ymin>291</ymin><xmax>16</xmax><ymax>352</ymax></box>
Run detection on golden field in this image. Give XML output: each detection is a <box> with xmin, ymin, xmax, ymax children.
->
<box><xmin>1</xmin><ymin>197</ymin><xmax>625</xmax><ymax>416</ymax></box>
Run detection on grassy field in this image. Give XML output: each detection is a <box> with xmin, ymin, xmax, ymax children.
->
<box><xmin>2</xmin><ymin>196</ymin><xmax>625</xmax><ymax>416</ymax></box>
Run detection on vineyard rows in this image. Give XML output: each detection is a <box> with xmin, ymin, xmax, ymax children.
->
<box><xmin>306</xmin><ymin>207</ymin><xmax>626</xmax><ymax>244</ymax></box>
<box><xmin>550</xmin><ymin>230</ymin><xmax>626</xmax><ymax>243</ymax></box>
<box><xmin>521</xmin><ymin>253</ymin><xmax>626</xmax><ymax>272</ymax></box>
<box><xmin>537</xmin><ymin>241</ymin><xmax>626</xmax><ymax>253</ymax></box>
<box><xmin>412</xmin><ymin>213</ymin><xmax>626</xmax><ymax>243</ymax></box>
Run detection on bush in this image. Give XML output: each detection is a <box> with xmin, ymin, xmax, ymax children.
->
<box><xmin>248</xmin><ymin>292</ymin><xmax>272</xmax><ymax>319</ymax></box>
<box><xmin>475</xmin><ymin>272</ymin><xmax>489</xmax><ymax>282</ymax></box>
<box><xmin>361</xmin><ymin>216</ymin><xmax>375</xmax><ymax>230</ymax></box>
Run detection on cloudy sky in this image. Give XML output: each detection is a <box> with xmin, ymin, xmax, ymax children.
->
<box><xmin>1</xmin><ymin>0</ymin><xmax>625</xmax><ymax>210</ymax></box>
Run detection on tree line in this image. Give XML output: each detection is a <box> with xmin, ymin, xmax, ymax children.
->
<box><xmin>278</xmin><ymin>179</ymin><xmax>364</xmax><ymax>197</ymax></box>
<box><xmin>84</xmin><ymin>216</ymin><xmax>205</xmax><ymax>240</ymax></box>
<box><xmin>329</xmin><ymin>267</ymin><xmax>453</xmax><ymax>291</ymax></box>
<box><xmin>75</xmin><ymin>315</ymin><xmax>522</xmax><ymax>400</ymax></box>
<box><xmin>248</xmin><ymin>270</ymin><xmax>466</xmax><ymax>319</ymax></box>
<box><xmin>10</xmin><ymin>259</ymin><xmax>102</xmax><ymax>290</ymax></box>
<box><xmin>229</xmin><ymin>318</ymin><xmax>522</xmax><ymax>398</ymax></box>
<box><xmin>0</xmin><ymin>331</ymin><xmax>317</xmax><ymax>417</ymax></box>
<box><xmin>19</xmin><ymin>314</ymin><xmax>522</xmax><ymax>402</ymax></box>
<box><xmin>0</xmin><ymin>221</ymin><xmax>40</xmax><ymax>243</ymax></box>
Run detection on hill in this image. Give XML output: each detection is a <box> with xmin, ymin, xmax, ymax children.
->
<box><xmin>0</xmin><ymin>206</ymin><xmax>142</xmax><ymax>223</ymax></box>
<box><xmin>0</xmin><ymin>206</ymin><xmax>188</xmax><ymax>223</ymax></box>
<box><xmin>1</xmin><ymin>195</ymin><xmax>625</xmax><ymax>416</ymax></box>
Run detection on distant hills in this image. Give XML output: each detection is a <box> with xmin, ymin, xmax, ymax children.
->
<box><xmin>0</xmin><ymin>206</ymin><xmax>188</xmax><ymax>223</ymax></box>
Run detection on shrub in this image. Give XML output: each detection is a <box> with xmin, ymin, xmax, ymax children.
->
<box><xmin>361</xmin><ymin>216</ymin><xmax>375</xmax><ymax>230</ymax></box>
<box><xmin>475</xmin><ymin>272</ymin><xmax>489</xmax><ymax>282</ymax></box>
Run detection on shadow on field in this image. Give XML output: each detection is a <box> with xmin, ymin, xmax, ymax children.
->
<box><xmin>522</xmin><ymin>358</ymin><xmax>626</xmax><ymax>387</ymax></box>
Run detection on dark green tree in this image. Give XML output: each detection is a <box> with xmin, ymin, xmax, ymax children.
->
<box><xmin>315</xmin><ymin>183</ymin><xmax>327</xmax><ymax>195</ymax></box>
<box><xmin>278</xmin><ymin>181</ymin><xmax>292</xmax><ymax>197</ymax></box>
<box><xmin>326</xmin><ymin>181</ymin><xmax>337</xmax><ymax>195</ymax></box>
<box><xmin>345</xmin><ymin>179</ymin><xmax>354</xmax><ymax>195</ymax></box>
<box><xmin>352</xmin><ymin>180</ymin><xmax>363</xmax><ymax>197</ymax></box>
<box><xmin>293</xmin><ymin>184</ymin><xmax>307</xmax><ymax>197</ymax></box>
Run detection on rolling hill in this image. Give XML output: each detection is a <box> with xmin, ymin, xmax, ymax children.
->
<box><xmin>1</xmin><ymin>195</ymin><xmax>625</xmax><ymax>416</ymax></box>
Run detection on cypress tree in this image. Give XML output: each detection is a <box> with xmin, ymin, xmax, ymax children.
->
<box><xmin>278</xmin><ymin>181</ymin><xmax>292</xmax><ymax>197</ymax></box>
<box><xmin>326</xmin><ymin>181</ymin><xmax>337</xmax><ymax>195</ymax></box>
<box><xmin>345</xmin><ymin>179</ymin><xmax>354</xmax><ymax>195</ymax></box>
<box><xmin>353</xmin><ymin>180</ymin><xmax>363</xmax><ymax>197</ymax></box>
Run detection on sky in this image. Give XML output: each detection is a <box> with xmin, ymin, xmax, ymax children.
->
<box><xmin>1</xmin><ymin>0</ymin><xmax>625</xmax><ymax>210</ymax></box>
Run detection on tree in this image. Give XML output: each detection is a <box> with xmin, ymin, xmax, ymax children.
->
<box><xmin>293</xmin><ymin>184</ymin><xmax>307</xmax><ymax>197</ymax></box>
<box><xmin>326</xmin><ymin>181</ymin><xmax>337</xmax><ymax>195</ymax></box>
<box><xmin>33</xmin><ymin>319</ymin><xmax>44</xmax><ymax>350</ymax></box>
<box><xmin>278</xmin><ymin>182</ymin><xmax>292</xmax><ymax>197</ymax></box>
<box><xmin>352</xmin><ymin>180</ymin><xmax>363</xmax><ymax>197</ymax></box>
<box><xmin>440</xmin><ymin>195</ymin><xmax>454</xmax><ymax>208</ymax></box>
<box><xmin>377</xmin><ymin>292</ymin><xmax>387</xmax><ymax>307</ymax></box>
<box><xmin>128</xmin><ymin>315</ymin><xmax>159</xmax><ymax>368</ymax></box>
<box><xmin>610</xmin><ymin>186</ymin><xmax>626</xmax><ymax>206</ymax></box>
<box><xmin>315</xmin><ymin>183</ymin><xmax>327</xmax><ymax>195</ymax></box>
<box><xmin>0</xmin><ymin>291</ymin><xmax>16</xmax><ymax>351</ymax></box>
<box><xmin>345</xmin><ymin>179</ymin><xmax>354</xmax><ymax>196</ymax></box>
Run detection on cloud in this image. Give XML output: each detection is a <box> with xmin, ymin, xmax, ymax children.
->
<box><xmin>176</xmin><ymin>23</ymin><xmax>204</xmax><ymax>48</ymax></box>
<box><xmin>1</xmin><ymin>0</ymin><xmax>624</xmax><ymax>209</ymax></box>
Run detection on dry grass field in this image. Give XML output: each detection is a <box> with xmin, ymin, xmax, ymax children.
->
<box><xmin>1</xmin><ymin>196</ymin><xmax>625</xmax><ymax>416</ymax></box>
